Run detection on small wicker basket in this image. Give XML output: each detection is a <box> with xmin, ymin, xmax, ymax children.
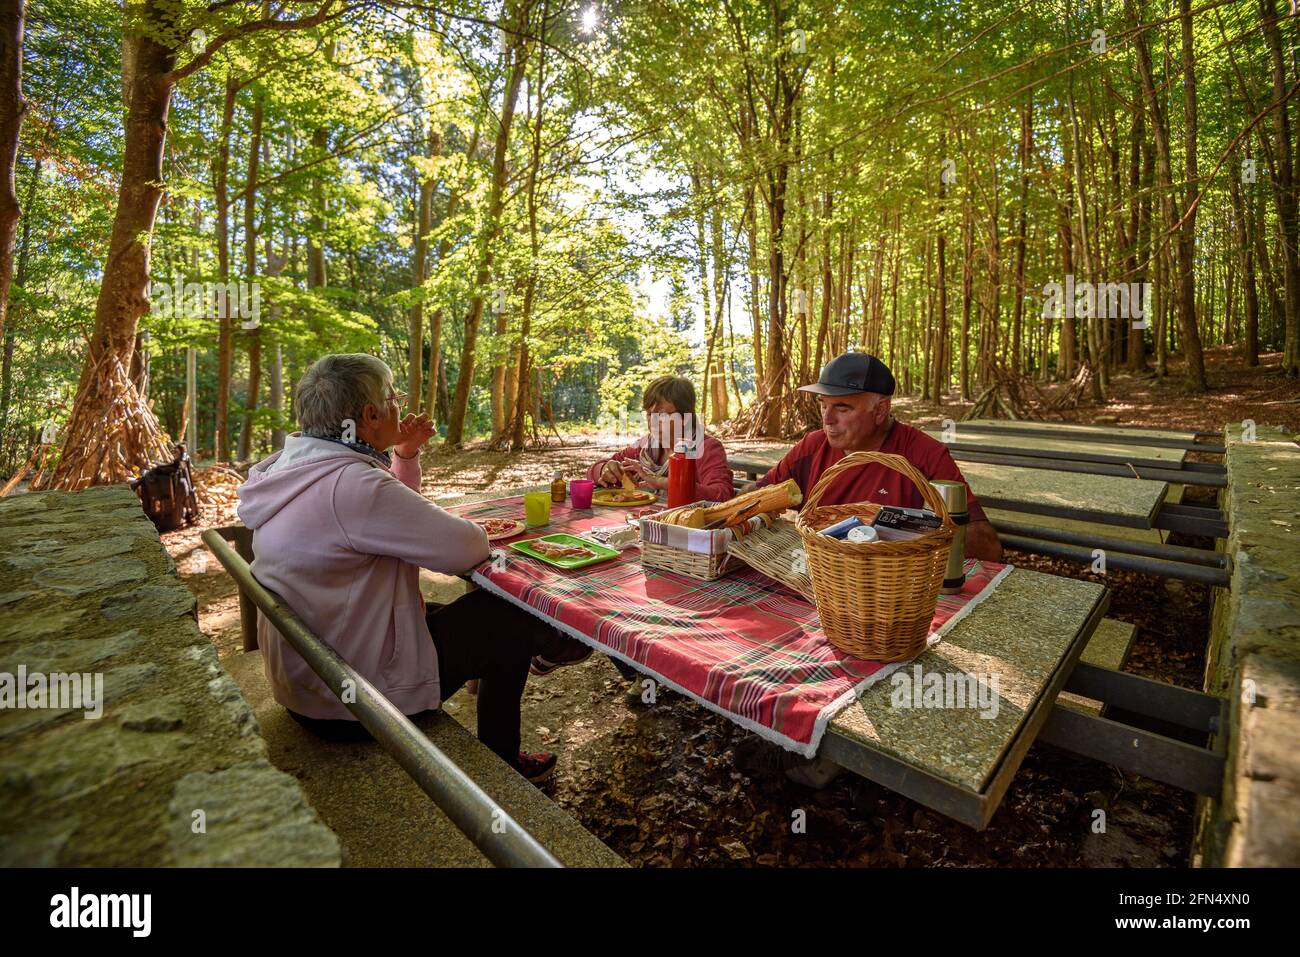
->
<box><xmin>639</xmin><ymin>502</ymin><xmax>734</xmax><ymax>581</ymax></box>
<box><xmin>640</xmin><ymin>539</ymin><xmax>730</xmax><ymax>580</ymax></box>
<box><xmin>795</xmin><ymin>451</ymin><xmax>955</xmax><ymax>661</ymax></box>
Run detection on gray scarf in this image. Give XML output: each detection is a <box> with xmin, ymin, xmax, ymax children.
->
<box><xmin>303</xmin><ymin>428</ymin><xmax>392</xmax><ymax>468</ymax></box>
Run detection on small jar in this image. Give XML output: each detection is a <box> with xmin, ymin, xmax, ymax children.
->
<box><xmin>550</xmin><ymin>470</ymin><xmax>567</xmax><ymax>503</ymax></box>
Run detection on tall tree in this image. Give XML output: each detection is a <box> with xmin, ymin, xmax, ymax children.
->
<box><xmin>38</xmin><ymin>0</ymin><xmax>347</xmax><ymax>488</ymax></box>
<box><xmin>444</xmin><ymin>2</ymin><xmax>530</xmax><ymax>448</ymax></box>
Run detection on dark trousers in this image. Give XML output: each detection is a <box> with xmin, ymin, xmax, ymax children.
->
<box><xmin>288</xmin><ymin>589</ymin><xmax>581</xmax><ymax>768</ymax></box>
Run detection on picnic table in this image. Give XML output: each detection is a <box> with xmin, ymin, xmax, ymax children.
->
<box><xmin>438</xmin><ymin>486</ymin><xmax>1113</xmax><ymax>829</ymax></box>
<box><xmin>956</xmin><ymin>419</ymin><xmax>1224</xmax><ymax>451</ymax></box>
<box><xmin>920</xmin><ymin>428</ymin><xmax>1189</xmax><ymax>470</ymax></box>
<box><xmin>209</xmin><ymin>480</ymin><xmax>1224</xmax><ymax>835</ymax></box>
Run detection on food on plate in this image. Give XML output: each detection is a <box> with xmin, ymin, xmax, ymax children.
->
<box><xmin>530</xmin><ymin>540</ymin><xmax>597</xmax><ymax>560</ymax></box>
<box><xmin>599</xmin><ymin>488</ymin><xmax>652</xmax><ymax>504</ymax></box>
<box><xmin>475</xmin><ymin>518</ymin><xmax>524</xmax><ymax>538</ymax></box>
<box><xmin>657</xmin><ymin>479</ymin><xmax>802</xmax><ymax>529</ymax></box>
<box><xmin>628</xmin><ymin>505</ymin><xmax>666</xmax><ymax>519</ymax></box>
<box><xmin>619</xmin><ymin>470</ymin><xmax>638</xmax><ymax>493</ymax></box>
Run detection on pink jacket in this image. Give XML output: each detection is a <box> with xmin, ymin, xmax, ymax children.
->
<box><xmin>236</xmin><ymin>434</ymin><xmax>489</xmax><ymax>720</ymax></box>
<box><xmin>586</xmin><ymin>433</ymin><xmax>735</xmax><ymax>503</ymax></box>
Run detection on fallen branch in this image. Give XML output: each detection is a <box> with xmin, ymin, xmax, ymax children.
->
<box><xmin>0</xmin><ymin>445</ymin><xmax>46</xmax><ymax>497</ymax></box>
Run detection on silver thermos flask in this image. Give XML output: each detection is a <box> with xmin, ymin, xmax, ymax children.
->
<box><xmin>931</xmin><ymin>480</ymin><xmax>968</xmax><ymax>595</ymax></box>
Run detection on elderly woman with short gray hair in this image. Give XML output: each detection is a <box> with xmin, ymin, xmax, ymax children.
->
<box><xmin>237</xmin><ymin>353</ymin><xmax>588</xmax><ymax>783</ymax></box>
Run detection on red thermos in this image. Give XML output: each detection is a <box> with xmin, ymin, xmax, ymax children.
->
<box><xmin>667</xmin><ymin>442</ymin><xmax>696</xmax><ymax>509</ymax></box>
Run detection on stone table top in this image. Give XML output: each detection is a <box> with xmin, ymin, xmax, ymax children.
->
<box><xmin>827</xmin><ymin>566</ymin><xmax>1108</xmax><ymax>793</ymax></box>
<box><xmin>0</xmin><ymin>484</ymin><xmax>340</xmax><ymax>866</ymax></box>
<box><xmin>958</xmin><ymin>418</ymin><xmax>1205</xmax><ymax>443</ymax></box>
<box><xmin>921</xmin><ymin>429</ymin><xmax>1188</xmax><ymax>468</ymax></box>
<box><xmin>958</xmin><ymin>461</ymin><xmax>1168</xmax><ymax>528</ymax></box>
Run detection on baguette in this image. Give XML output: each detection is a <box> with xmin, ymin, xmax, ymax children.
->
<box><xmin>661</xmin><ymin>479</ymin><xmax>802</xmax><ymax>529</ymax></box>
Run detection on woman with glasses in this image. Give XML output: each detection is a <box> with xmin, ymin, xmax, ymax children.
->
<box><xmin>236</xmin><ymin>353</ymin><xmax>589</xmax><ymax>784</ymax></box>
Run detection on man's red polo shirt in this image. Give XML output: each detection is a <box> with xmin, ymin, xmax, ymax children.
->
<box><xmin>755</xmin><ymin>420</ymin><xmax>988</xmax><ymax>522</ymax></box>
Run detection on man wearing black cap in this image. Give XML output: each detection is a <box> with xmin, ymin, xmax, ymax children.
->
<box><xmin>752</xmin><ymin>351</ymin><xmax>1002</xmax><ymax>561</ymax></box>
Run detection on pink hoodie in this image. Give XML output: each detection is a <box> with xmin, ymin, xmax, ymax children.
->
<box><xmin>236</xmin><ymin>434</ymin><xmax>490</xmax><ymax>720</ymax></box>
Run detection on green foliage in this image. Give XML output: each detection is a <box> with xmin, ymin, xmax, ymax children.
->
<box><xmin>2</xmin><ymin>0</ymin><xmax>1288</xmax><ymax>473</ymax></box>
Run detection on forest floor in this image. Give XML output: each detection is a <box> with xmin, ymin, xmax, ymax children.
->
<box><xmin>165</xmin><ymin>345</ymin><xmax>1300</xmax><ymax>867</ymax></box>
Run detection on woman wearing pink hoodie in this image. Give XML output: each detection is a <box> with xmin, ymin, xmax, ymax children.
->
<box><xmin>236</xmin><ymin>354</ymin><xmax>589</xmax><ymax>783</ymax></box>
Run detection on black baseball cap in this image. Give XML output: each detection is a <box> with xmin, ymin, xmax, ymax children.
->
<box><xmin>798</xmin><ymin>351</ymin><xmax>896</xmax><ymax>397</ymax></box>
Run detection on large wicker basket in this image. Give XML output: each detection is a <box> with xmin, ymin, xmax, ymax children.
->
<box><xmin>795</xmin><ymin>451</ymin><xmax>955</xmax><ymax>661</ymax></box>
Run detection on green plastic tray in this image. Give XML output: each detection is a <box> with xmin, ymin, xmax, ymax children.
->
<box><xmin>509</xmin><ymin>534</ymin><xmax>620</xmax><ymax>570</ymax></box>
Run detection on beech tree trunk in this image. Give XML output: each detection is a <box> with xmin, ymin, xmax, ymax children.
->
<box><xmin>1261</xmin><ymin>0</ymin><xmax>1300</xmax><ymax>374</ymax></box>
<box><xmin>409</xmin><ymin>122</ymin><xmax>435</xmax><ymax>416</ymax></box>
<box><xmin>444</xmin><ymin>6</ymin><xmax>528</xmax><ymax>447</ymax></box>
<box><xmin>237</xmin><ymin>86</ymin><xmax>264</xmax><ymax>461</ymax></box>
<box><xmin>1011</xmin><ymin>100</ymin><xmax>1031</xmax><ymax>378</ymax></box>
<box><xmin>212</xmin><ymin>76</ymin><xmax>238</xmax><ymax>460</ymax></box>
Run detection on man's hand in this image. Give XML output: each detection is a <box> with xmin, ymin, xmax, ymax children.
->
<box><xmin>394</xmin><ymin>413</ymin><xmax>435</xmax><ymax>459</ymax></box>
<box><xmin>964</xmin><ymin>519</ymin><xmax>1003</xmax><ymax>562</ymax></box>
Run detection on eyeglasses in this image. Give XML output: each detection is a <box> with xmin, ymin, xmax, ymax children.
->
<box><xmin>386</xmin><ymin>390</ymin><xmax>408</xmax><ymax>406</ymax></box>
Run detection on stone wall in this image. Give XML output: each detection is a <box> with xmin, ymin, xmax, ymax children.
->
<box><xmin>0</xmin><ymin>484</ymin><xmax>340</xmax><ymax>866</ymax></box>
<box><xmin>1196</xmin><ymin>423</ymin><xmax>1300</xmax><ymax>867</ymax></box>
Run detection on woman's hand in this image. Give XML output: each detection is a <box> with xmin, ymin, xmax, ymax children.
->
<box><xmin>598</xmin><ymin>459</ymin><xmax>625</xmax><ymax>488</ymax></box>
<box><xmin>624</xmin><ymin>461</ymin><xmax>667</xmax><ymax>492</ymax></box>
<box><xmin>394</xmin><ymin>413</ymin><xmax>435</xmax><ymax>459</ymax></box>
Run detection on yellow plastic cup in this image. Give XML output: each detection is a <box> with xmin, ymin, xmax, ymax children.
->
<box><xmin>524</xmin><ymin>491</ymin><xmax>552</xmax><ymax>527</ymax></box>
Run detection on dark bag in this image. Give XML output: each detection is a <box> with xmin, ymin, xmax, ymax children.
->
<box><xmin>130</xmin><ymin>444</ymin><xmax>200</xmax><ymax>533</ymax></box>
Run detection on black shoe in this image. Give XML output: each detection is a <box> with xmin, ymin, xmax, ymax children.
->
<box><xmin>529</xmin><ymin>642</ymin><xmax>593</xmax><ymax>676</ymax></box>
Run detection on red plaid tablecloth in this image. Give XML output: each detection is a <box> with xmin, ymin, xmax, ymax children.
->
<box><xmin>452</xmin><ymin>495</ymin><xmax>1013</xmax><ymax>756</ymax></box>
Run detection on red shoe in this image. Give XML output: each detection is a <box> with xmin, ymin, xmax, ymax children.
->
<box><xmin>517</xmin><ymin>749</ymin><xmax>557</xmax><ymax>785</ymax></box>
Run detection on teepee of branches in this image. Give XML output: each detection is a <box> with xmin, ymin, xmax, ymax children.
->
<box><xmin>31</xmin><ymin>351</ymin><xmax>174</xmax><ymax>491</ymax></box>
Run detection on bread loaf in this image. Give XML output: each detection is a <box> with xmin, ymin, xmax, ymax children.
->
<box><xmin>659</xmin><ymin>479</ymin><xmax>802</xmax><ymax>529</ymax></box>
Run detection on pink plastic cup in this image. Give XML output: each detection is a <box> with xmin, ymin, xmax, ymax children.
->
<box><xmin>571</xmin><ymin>479</ymin><xmax>595</xmax><ymax>509</ymax></box>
